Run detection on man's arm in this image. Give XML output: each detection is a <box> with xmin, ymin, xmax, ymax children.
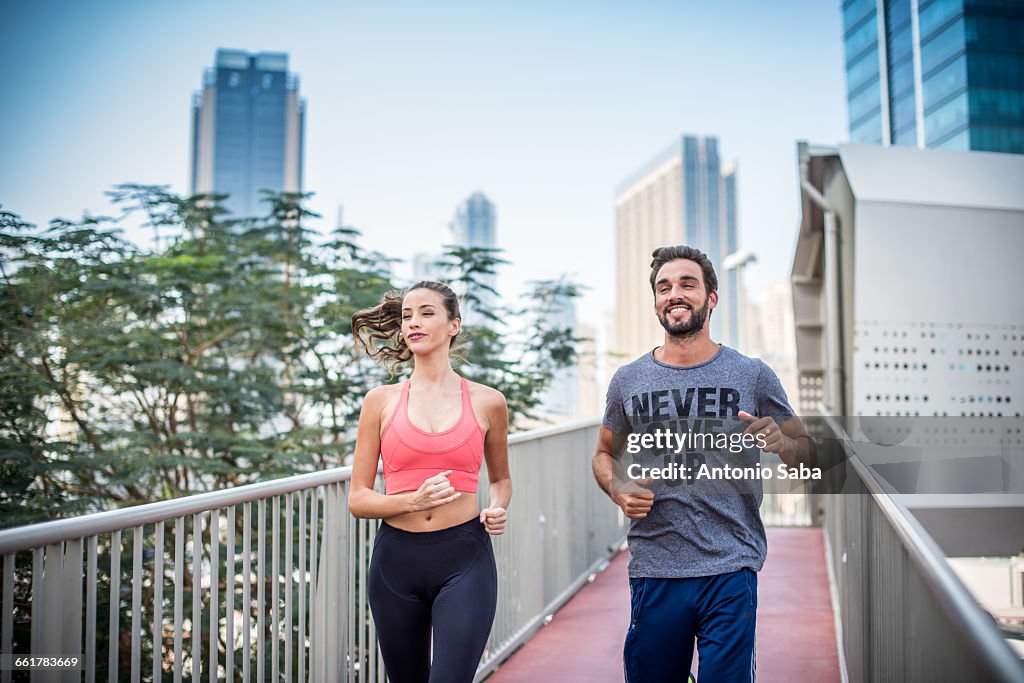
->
<box><xmin>778</xmin><ymin>416</ymin><xmax>817</xmax><ymax>468</ymax></box>
<box><xmin>592</xmin><ymin>426</ymin><xmax>654</xmax><ymax>519</ymax></box>
<box><xmin>738</xmin><ymin>411</ymin><xmax>817</xmax><ymax>469</ymax></box>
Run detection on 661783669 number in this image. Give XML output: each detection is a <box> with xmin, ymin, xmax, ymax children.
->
<box><xmin>0</xmin><ymin>654</ymin><xmax>83</xmax><ymax>670</ymax></box>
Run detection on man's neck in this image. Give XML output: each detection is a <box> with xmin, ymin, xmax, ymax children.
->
<box><xmin>653</xmin><ymin>332</ymin><xmax>720</xmax><ymax>367</ymax></box>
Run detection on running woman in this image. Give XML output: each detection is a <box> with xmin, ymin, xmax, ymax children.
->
<box><xmin>349</xmin><ymin>281</ymin><xmax>512</xmax><ymax>683</ymax></box>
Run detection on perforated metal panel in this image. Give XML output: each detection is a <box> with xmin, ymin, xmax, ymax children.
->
<box><xmin>853</xmin><ymin>322</ymin><xmax>1022</xmax><ymax>418</ymax></box>
<box><xmin>798</xmin><ymin>373</ymin><xmax>825</xmax><ymax>412</ymax></box>
<box><xmin>793</xmin><ymin>144</ymin><xmax>1024</xmax><ymax>441</ymax></box>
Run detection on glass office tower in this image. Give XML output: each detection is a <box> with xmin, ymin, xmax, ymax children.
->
<box><xmin>449</xmin><ymin>192</ymin><xmax>498</xmax><ymax>322</ymax></box>
<box><xmin>722</xmin><ymin>162</ymin><xmax>740</xmax><ymax>351</ymax></box>
<box><xmin>451</xmin><ymin>192</ymin><xmax>497</xmax><ymax>252</ymax></box>
<box><xmin>191</xmin><ymin>50</ymin><xmax>306</xmax><ymax>217</ymax></box>
<box><xmin>842</xmin><ymin>0</ymin><xmax>1024</xmax><ymax>153</ymax></box>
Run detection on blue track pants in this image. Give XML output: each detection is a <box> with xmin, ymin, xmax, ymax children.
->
<box><xmin>624</xmin><ymin>569</ymin><xmax>757</xmax><ymax>683</ymax></box>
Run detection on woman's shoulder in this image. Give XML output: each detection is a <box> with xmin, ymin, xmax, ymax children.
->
<box><xmin>364</xmin><ymin>382</ymin><xmax>403</xmax><ymax>407</ymax></box>
<box><xmin>465</xmin><ymin>379</ymin><xmax>507</xmax><ymax>409</ymax></box>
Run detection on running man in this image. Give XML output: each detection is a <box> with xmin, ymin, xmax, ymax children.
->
<box><xmin>592</xmin><ymin>245</ymin><xmax>816</xmax><ymax>682</ymax></box>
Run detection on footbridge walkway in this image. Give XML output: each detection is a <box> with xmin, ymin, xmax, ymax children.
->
<box><xmin>1</xmin><ymin>415</ymin><xmax>1021</xmax><ymax>682</ymax></box>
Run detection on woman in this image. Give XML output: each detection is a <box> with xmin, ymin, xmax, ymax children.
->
<box><xmin>348</xmin><ymin>281</ymin><xmax>512</xmax><ymax>683</ymax></box>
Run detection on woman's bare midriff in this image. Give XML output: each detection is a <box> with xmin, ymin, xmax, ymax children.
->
<box><xmin>383</xmin><ymin>489</ymin><xmax>480</xmax><ymax>532</ymax></box>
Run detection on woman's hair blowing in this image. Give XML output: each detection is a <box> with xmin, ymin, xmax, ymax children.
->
<box><xmin>351</xmin><ymin>281</ymin><xmax>462</xmax><ymax>375</ymax></box>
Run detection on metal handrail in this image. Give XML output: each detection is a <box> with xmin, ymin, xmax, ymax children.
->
<box><xmin>0</xmin><ymin>467</ymin><xmax>354</xmax><ymax>556</ymax></box>
<box><xmin>507</xmin><ymin>415</ymin><xmax>601</xmax><ymax>444</ymax></box>
<box><xmin>0</xmin><ymin>419</ymin><xmax>628</xmax><ymax>682</ymax></box>
<box><xmin>819</xmin><ymin>412</ymin><xmax>1024</xmax><ymax>682</ymax></box>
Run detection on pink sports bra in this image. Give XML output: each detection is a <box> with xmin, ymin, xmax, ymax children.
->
<box><xmin>380</xmin><ymin>377</ymin><xmax>485</xmax><ymax>494</ymax></box>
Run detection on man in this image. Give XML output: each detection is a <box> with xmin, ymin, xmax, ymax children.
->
<box><xmin>592</xmin><ymin>245</ymin><xmax>816</xmax><ymax>682</ymax></box>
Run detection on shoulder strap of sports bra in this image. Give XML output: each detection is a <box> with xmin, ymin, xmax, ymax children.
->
<box><xmin>391</xmin><ymin>380</ymin><xmax>410</xmax><ymax>423</ymax></box>
<box><xmin>459</xmin><ymin>377</ymin><xmax>482</xmax><ymax>430</ymax></box>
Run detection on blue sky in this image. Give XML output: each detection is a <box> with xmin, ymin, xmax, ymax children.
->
<box><xmin>1</xmin><ymin>0</ymin><xmax>848</xmax><ymax>325</ymax></box>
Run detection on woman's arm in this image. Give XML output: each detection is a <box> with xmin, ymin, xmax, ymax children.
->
<box><xmin>479</xmin><ymin>390</ymin><xmax>512</xmax><ymax>534</ymax></box>
<box><xmin>347</xmin><ymin>387</ymin><xmax>461</xmax><ymax>519</ymax></box>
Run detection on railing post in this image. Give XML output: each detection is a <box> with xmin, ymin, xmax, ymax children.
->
<box><xmin>61</xmin><ymin>539</ymin><xmax>82</xmax><ymax>683</ymax></box>
<box><xmin>3</xmin><ymin>554</ymin><xmax>15</xmax><ymax>683</ymax></box>
<box><xmin>172</xmin><ymin>517</ymin><xmax>183</xmax><ymax>683</ymax></box>
<box><xmin>152</xmin><ymin>523</ymin><xmax>164</xmax><ymax>683</ymax></box>
<box><xmin>190</xmin><ymin>515</ymin><xmax>201</xmax><ymax>683</ymax></box>
<box><xmin>538</xmin><ymin>513</ymin><xmax>547</xmax><ymax>606</ymax></box>
<box><xmin>108</xmin><ymin>531</ymin><xmax>121</xmax><ymax>683</ymax></box>
<box><xmin>131</xmin><ymin>527</ymin><xmax>142</xmax><ymax>683</ymax></box>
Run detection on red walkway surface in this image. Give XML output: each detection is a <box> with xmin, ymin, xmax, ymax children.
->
<box><xmin>486</xmin><ymin>528</ymin><xmax>841</xmax><ymax>682</ymax></box>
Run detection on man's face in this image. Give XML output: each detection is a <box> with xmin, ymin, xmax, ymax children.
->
<box><xmin>653</xmin><ymin>258</ymin><xmax>716</xmax><ymax>338</ymax></box>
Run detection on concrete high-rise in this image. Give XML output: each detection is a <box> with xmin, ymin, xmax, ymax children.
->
<box><xmin>750</xmin><ymin>279</ymin><xmax>800</xmax><ymax>413</ymax></box>
<box><xmin>842</xmin><ymin>0</ymin><xmax>1024</xmax><ymax>153</ymax></box>
<box><xmin>613</xmin><ymin>135</ymin><xmax>739</xmax><ymax>361</ymax></box>
<box><xmin>191</xmin><ymin>49</ymin><xmax>306</xmax><ymax>217</ymax></box>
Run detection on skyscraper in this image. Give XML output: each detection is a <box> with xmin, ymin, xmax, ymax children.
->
<box><xmin>614</xmin><ymin>135</ymin><xmax>739</xmax><ymax>361</ymax></box>
<box><xmin>537</xmin><ymin>293</ymin><xmax>578</xmax><ymax>417</ymax></box>
<box><xmin>842</xmin><ymin>0</ymin><xmax>1024</xmax><ymax>153</ymax></box>
<box><xmin>721</xmin><ymin>161</ymin><xmax>740</xmax><ymax>350</ymax></box>
<box><xmin>412</xmin><ymin>252</ymin><xmax>445</xmax><ymax>283</ymax></box>
<box><xmin>449</xmin><ymin>192</ymin><xmax>498</xmax><ymax>322</ymax></box>
<box><xmin>451</xmin><ymin>192</ymin><xmax>497</xmax><ymax>253</ymax></box>
<box><xmin>191</xmin><ymin>49</ymin><xmax>306</xmax><ymax>217</ymax></box>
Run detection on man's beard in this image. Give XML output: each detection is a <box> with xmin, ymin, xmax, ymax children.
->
<box><xmin>658</xmin><ymin>296</ymin><xmax>710</xmax><ymax>338</ymax></box>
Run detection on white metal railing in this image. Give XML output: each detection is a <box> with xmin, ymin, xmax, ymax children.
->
<box><xmin>0</xmin><ymin>467</ymin><xmax>364</xmax><ymax>683</ymax></box>
<box><xmin>0</xmin><ymin>418</ymin><xmax>631</xmax><ymax>682</ymax></box>
<box><xmin>819</xmin><ymin>412</ymin><xmax>1024</xmax><ymax>683</ymax></box>
<box><xmin>0</xmin><ymin>415</ymin><xmax>822</xmax><ymax>683</ymax></box>
<box><xmin>475</xmin><ymin>418</ymin><xmax>626</xmax><ymax>680</ymax></box>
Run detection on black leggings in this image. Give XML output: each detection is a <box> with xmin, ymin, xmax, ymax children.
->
<box><xmin>368</xmin><ymin>517</ymin><xmax>498</xmax><ymax>683</ymax></box>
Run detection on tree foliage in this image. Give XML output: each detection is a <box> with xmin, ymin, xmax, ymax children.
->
<box><xmin>0</xmin><ymin>187</ymin><xmax>581</xmax><ymax>525</ymax></box>
<box><xmin>434</xmin><ymin>245</ymin><xmax>583</xmax><ymax>426</ymax></box>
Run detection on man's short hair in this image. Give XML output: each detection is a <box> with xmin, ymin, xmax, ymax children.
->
<box><xmin>649</xmin><ymin>245</ymin><xmax>718</xmax><ymax>295</ymax></box>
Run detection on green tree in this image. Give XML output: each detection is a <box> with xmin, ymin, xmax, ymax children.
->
<box><xmin>1</xmin><ymin>188</ymin><xmax>585</xmax><ymax>681</ymax></box>
<box><xmin>434</xmin><ymin>245</ymin><xmax>585</xmax><ymax>428</ymax></box>
<box><xmin>0</xmin><ymin>187</ymin><xmax>395</xmax><ymax>521</ymax></box>
<box><xmin>1</xmin><ymin>186</ymin><xmax>584</xmax><ymax>521</ymax></box>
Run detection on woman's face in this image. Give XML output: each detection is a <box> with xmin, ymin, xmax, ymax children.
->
<box><xmin>401</xmin><ymin>288</ymin><xmax>459</xmax><ymax>355</ymax></box>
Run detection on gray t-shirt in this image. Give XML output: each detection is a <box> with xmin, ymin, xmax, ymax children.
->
<box><xmin>602</xmin><ymin>345</ymin><xmax>794</xmax><ymax>579</ymax></box>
